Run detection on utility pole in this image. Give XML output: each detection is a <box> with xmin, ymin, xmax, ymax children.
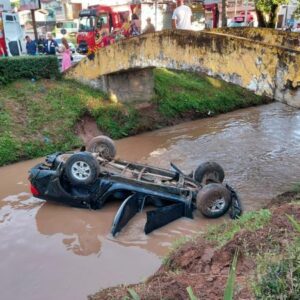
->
<box><xmin>244</xmin><ymin>0</ymin><xmax>248</xmax><ymax>25</ymax></box>
<box><xmin>155</xmin><ymin>0</ymin><xmax>158</xmax><ymax>29</ymax></box>
<box><xmin>234</xmin><ymin>0</ymin><xmax>238</xmax><ymax>16</ymax></box>
<box><xmin>222</xmin><ymin>0</ymin><xmax>227</xmax><ymax>27</ymax></box>
<box><xmin>31</xmin><ymin>9</ymin><xmax>38</xmax><ymax>41</ymax></box>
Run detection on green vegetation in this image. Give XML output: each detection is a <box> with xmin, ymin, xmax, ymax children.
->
<box><xmin>0</xmin><ymin>68</ymin><xmax>270</xmax><ymax>166</ymax></box>
<box><xmin>204</xmin><ymin>209</ymin><xmax>272</xmax><ymax>247</ymax></box>
<box><xmin>92</xmin><ymin>105</ymin><xmax>139</xmax><ymax>139</ymax></box>
<box><xmin>253</xmin><ymin>215</ymin><xmax>300</xmax><ymax>299</ymax></box>
<box><xmin>294</xmin><ymin>1</ymin><xmax>300</xmax><ymax>19</ymax></box>
<box><xmin>0</xmin><ymin>56</ymin><xmax>60</xmax><ymax>85</ymax></box>
<box><xmin>187</xmin><ymin>286</ymin><xmax>198</xmax><ymax>300</ymax></box>
<box><xmin>161</xmin><ymin>203</ymin><xmax>299</xmax><ymax>299</ymax></box>
<box><xmin>0</xmin><ymin>79</ymin><xmax>103</xmax><ymax>165</ymax></box>
<box><xmin>154</xmin><ymin>69</ymin><xmax>265</xmax><ymax>118</ymax></box>
<box><xmin>224</xmin><ymin>250</ymin><xmax>239</xmax><ymax>300</ymax></box>
<box><xmin>125</xmin><ymin>286</ymin><xmax>198</xmax><ymax>300</ymax></box>
<box><xmin>126</xmin><ymin>288</ymin><xmax>141</xmax><ymax>300</ymax></box>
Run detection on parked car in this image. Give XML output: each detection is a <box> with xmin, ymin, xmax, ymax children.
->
<box><xmin>28</xmin><ymin>136</ymin><xmax>242</xmax><ymax>236</ymax></box>
<box><xmin>228</xmin><ymin>13</ymin><xmax>254</xmax><ymax>28</ymax></box>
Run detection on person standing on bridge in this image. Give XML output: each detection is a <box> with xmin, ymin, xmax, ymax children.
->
<box><xmin>131</xmin><ymin>14</ymin><xmax>141</xmax><ymax>36</ymax></box>
<box><xmin>142</xmin><ymin>17</ymin><xmax>155</xmax><ymax>34</ymax></box>
<box><xmin>172</xmin><ymin>0</ymin><xmax>192</xmax><ymax>30</ymax></box>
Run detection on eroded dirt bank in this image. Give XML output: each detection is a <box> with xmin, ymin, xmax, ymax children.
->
<box><xmin>90</xmin><ymin>193</ymin><xmax>300</xmax><ymax>300</ymax></box>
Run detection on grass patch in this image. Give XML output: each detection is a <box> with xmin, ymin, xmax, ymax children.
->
<box><xmin>0</xmin><ymin>79</ymin><xmax>106</xmax><ymax>165</ymax></box>
<box><xmin>292</xmin><ymin>182</ymin><xmax>300</xmax><ymax>193</ymax></box>
<box><xmin>253</xmin><ymin>237</ymin><xmax>300</xmax><ymax>299</ymax></box>
<box><xmin>93</xmin><ymin>104</ymin><xmax>139</xmax><ymax>139</ymax></box>
<box><xmin>204</xmin><ymin>209</ymin><xmax>272</xmax><ymax>247</ymax></box>
<box><xmin>0</xmin><ymin>68</ymin><xmax>270</xmax><ymax>166</ymax></box>
<box><xmin>154</xmin><ymin>68</ymin><xmax>266</xmax><ymax>118</ymax></box>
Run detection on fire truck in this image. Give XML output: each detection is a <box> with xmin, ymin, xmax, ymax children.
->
<box><xmin>0</xmin><ymin>11</ymin><xmax>24</xmax><ymax>56</ymax></box>
<box><xmin>77</xmin><ymin>5</ymin><xmax>130</xmax><ymax>54</ymax></box>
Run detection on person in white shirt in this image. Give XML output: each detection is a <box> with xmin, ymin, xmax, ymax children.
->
<box><xmin>172</xmin><ymin>0</ymin><xmax>192</xmax><ymax>30</ymax></box>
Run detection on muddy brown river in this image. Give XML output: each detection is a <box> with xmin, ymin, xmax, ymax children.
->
<box><xmin>1</xmin><ymin>102</ymin><xmax>300</xmax><ymax>300</ymax></box>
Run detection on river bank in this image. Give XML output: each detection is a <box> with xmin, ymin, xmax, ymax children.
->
<box><xmin>89</xmin><ymin>189</ymin><xmax>300</xmax><ymax>300</ymax></box>
<box><xmin>0</xmin><ymin>68</ymin><xmax>271</xmax><ymax>166</ymax></box>
<box><xmin>1</xmin><ymin>103</ymin><xmax>300</xmax><ymax>300</ymax></box>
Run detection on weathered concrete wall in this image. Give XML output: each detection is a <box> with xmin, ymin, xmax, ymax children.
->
<box><xmin>210</xmin><ymin>28</ymin><xmax>300</xmax><ymax>50</ymax></box>
<box><xmin>105</xmin><ymin>68</ymin><xmax>155</xmax><ymax>103</ymax></box>
<box><xmin>66</xmin><ymin>30</ymin><xmax>300</xmax><ymax>107</ymax></box>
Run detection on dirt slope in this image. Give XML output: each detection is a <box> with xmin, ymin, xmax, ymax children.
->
<box><xmin>89</xmin><ymin>195</ymin><xmax>300</xmax><ymax>300</ymax></box>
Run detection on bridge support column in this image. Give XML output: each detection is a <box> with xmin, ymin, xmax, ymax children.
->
<box><xmin>102</xmin><ymin>68</ymin><xmax>155</xmax><ymax>103</ymax></box>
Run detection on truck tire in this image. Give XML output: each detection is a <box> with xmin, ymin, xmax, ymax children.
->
<box><xmin>194</xmin><ymin>161</ymin><xmax>225</xmax><ymax>184</ymax></box>
<box><xmin>53</xmin><ymin>153</ymin><xmax>71</xmax><ymax>168</ymax></box>
<box><xmin>64</xmin><ymin>152</ymin><xmax>100</xmax><ymax>186</ymax></box>
<box><xmin>86</xmin><ymin>135</ymin><xmax>116</xmax><ymax>161</ymax></box>
<box><xmin>196</xmin><ymin>183</ymin><xmax>231</xmax><ymax>218</ymax></box>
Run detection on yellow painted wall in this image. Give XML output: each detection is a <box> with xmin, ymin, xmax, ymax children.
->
<box><xmin>67</xmin><ymin>30</ymin><xmax>300</xmax><ymax>107</ymax></box>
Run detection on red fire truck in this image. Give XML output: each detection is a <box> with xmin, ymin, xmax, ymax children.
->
<box><xmin>77</xmin><ymin>5</ymin><xmax>130</xmax><ymax>54</ymax></box>
<box><xmin>0</xmin><ymin>11</ymin><xmax>24</xmax><ymax>56</ymax></box>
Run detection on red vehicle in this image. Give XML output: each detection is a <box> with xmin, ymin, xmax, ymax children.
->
<box><xmin>0</xmin><ymin>11</ymin><xmax>24</xmax><ymax>56</ymax></box>
<box><xmin>77</xmin><ymin>5</ymin><xmax>130</xmax><ymax>54</ymax></box>
<box><xmin>229</xmin><ymin>12</ymin><xmax>254</xmax><ymax>27</ymax></box>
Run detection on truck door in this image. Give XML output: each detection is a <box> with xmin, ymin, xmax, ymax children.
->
<box><xmin>2</xmin><ymin>12</ymin><xmax>24</xmax><ymax>56</ymax></box>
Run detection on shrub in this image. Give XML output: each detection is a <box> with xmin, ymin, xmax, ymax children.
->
<box><xmin>0</xmin><ymin>56</ymin><xmax>60</xmax><ymax>85</ymax></box>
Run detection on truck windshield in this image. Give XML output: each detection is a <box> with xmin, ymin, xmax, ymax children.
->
<box><xmin>57</xmin><ymin>21</ymin><xmax>77</xmax><ymax>29</ymax></box>
<box><xmin>79</xmin><ymin>16</ymin><xmax>95</xmax><ymax>31</ymax></box>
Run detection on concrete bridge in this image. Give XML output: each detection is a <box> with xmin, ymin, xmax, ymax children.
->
<box><xmin>66</xmin><ymin>29</ymin><xmax>300</xmax><ymax>107</ymax></box>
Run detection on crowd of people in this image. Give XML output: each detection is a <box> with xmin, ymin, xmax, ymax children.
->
<box><xmin>24</xmin><ymin>0</ymin><xmax>191</xmax><ymax>70</ymax></box>
<box><xmin>99</xmin><ymin>0</ymin><xmax>191</xmax><ymax>47</ymax></box>
<box><xmin>98</xmin><ymin>14</ymin><xmax>155</xmax><ymax>47</ymax></box>
<box><xmin>94</xmin><ymin>0</ymin><xmax>191</xmax><ymax>49</ymax></box>
<box><xmin>25</xmin><ymin>32</ymin><xmax>72</xmax><ymax>71</ymax></box>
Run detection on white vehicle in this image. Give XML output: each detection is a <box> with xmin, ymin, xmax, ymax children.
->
<box><xmin>54</xmin><ymin>20</ymin><xmax>79</xmax><ymax>39</ymax></box>
<box><xmin>0</xmin><ymin>11</ymin><xmax>24</xmax><ymax>56</ymax></box>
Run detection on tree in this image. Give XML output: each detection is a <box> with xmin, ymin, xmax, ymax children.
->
<box><xmin>255</xmin><ymin>0</ymin><xmax>289</xmax><ymax>27</ymax></box>
<box><xmin>222</xmin><ymin>0</ymin><xmax>227</xmax><ymax>27</ymax></box>
<box><xmin>293</xmin><ymin>0</ymin><xmax>300</xmax><ymax>19</ymax></box>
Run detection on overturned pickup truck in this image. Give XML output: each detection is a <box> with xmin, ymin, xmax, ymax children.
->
<box><xmin>29</xmin><ymin>136</ymin><xmax>242</xmax><ymax>236</ymax></box>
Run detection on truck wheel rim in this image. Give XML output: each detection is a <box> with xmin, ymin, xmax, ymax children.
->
<box><xmin>92</xmin><ymin>144</ymin><xmax>110</xmax><ymax>158</ymax></box>
<box><xmin>71</xmin><ymin>161</ymin><xmax>91</xmax><ymax>180</ymax></box>
<box><xmin>209</xmin><ymin>198</ymin><xmax>225</xmax><ymax>213</ymax></box>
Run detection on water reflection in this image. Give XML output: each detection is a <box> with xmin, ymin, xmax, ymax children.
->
<box><xmin>36</xmin><ymin>202</ymin><xmax>105</xmax><ymax>256</ymax></box>
<box><xmin>35</xmin><ymin>200</ymin><xmax>219</xmax><ymax>257</ymax></box>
